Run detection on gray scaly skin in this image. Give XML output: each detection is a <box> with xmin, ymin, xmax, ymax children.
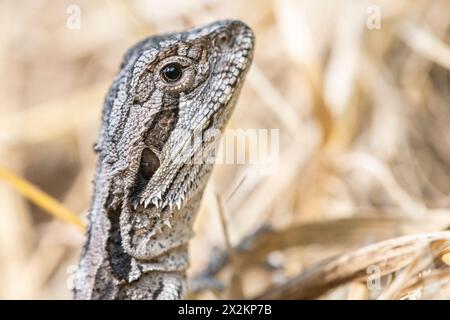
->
<box><xmin>73</xmin><ymin>20</ymin><xmax>254</xmax><ymax>300</ymax></box>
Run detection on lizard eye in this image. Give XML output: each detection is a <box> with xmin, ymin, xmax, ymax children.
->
<box><xmin>157</xmin><ymin>57</ymin><xmax>195</xmax><ymax>93</ymax></box>
<box><xmin>161</xmin><ymin>63</ymin><xmax>183</xmax><ymax>82</ymax></box>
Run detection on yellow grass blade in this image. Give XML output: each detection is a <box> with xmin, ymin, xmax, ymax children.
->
<box><xmin>0</xmin><ymin>166</ymin><xmax>85</xmax><ymax>232</ymax></box>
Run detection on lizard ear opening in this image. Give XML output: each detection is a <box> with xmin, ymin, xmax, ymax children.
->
<box><xmin>140</xmin><ymin>148</ymin><xmax>160</xmax><ymax>180</ymax></box>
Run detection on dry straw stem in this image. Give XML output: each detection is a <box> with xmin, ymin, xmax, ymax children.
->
<box><xmin>443</xmin><ymin>252</ymin><xmax>450</xmax><ymax>266</ymax></box>
<box><xmin>0</xmin><ymin>82</ymin><xmax>108</xmax><ymax>147</ymax></box>
<box><xmin>347</xmin><ymin>282</ymin><xmax>369</xmax><ymax>300</ymax></box>
<box><xmin>397</xmin><ymin>22</ymin><xmax>450</xmax><ymax>72</ymax></box>
<box><xmin>214</xmin><ymin>192</ymin><xmax>244</xmax><ymax>299</ymax></box>
<box><xmin>397</xmin><ymin>268</ymin><xmax>450</xmax><ymax>299</ymax></box>
<box><xmin>194</xmin><ymin>214</ymin><xmax>450</xmax><ymax>281</ymax></box>
<box><xmin>256</xmin><ymin>232</ymin><xmax>450</xmax><ymax>300</ymax></box>
<box><xmin>0</xmin><ymin>166</ymin><xmax>85</xmax><ymax>231</ymax></box>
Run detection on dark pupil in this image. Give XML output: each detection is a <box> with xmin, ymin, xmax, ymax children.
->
<box><xmin>161</xmin><ymin>63</ymin><xmax>182</xmax><ymax>82</ymax></box>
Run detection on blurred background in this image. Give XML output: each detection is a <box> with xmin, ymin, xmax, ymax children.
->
<box><xmin>1</xmin><ymin>0</ymin><xmax>450</xmax><ymax>299</ymax></box>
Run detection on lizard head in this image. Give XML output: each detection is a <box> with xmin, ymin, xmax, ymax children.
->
<box><xmin>96</xmin><ymin>20</ymin><xmax>254</xmax><ymax>259</ymax></box>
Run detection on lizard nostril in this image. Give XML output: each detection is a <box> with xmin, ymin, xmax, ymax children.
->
<box><xmin>216</xmin><ymin>31</ymin><xmax>232</xmax><ymax>49</ymax></box>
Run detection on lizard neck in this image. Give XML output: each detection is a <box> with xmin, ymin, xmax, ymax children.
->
<box><xmin>74</xmin><ymin>160</ymin><xmax>206</xmax><ymax>300</ymax></box>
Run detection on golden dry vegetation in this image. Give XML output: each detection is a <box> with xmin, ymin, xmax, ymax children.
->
<box><xmin>1</xmin><ymin>0</ymin><xmax>450</xmax><ymax>299</ymax></box>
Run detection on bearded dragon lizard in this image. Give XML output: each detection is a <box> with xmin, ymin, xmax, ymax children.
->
<box><xmin>73</xmin><ymin>20</ymin><xmax>254</xmax><ymax>300</ymax></box>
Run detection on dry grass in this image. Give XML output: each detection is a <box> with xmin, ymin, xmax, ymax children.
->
<box><xmin>0</xmin><ymin>0</ymin><xmax>450</xmax><ymax>299</ymax></box>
